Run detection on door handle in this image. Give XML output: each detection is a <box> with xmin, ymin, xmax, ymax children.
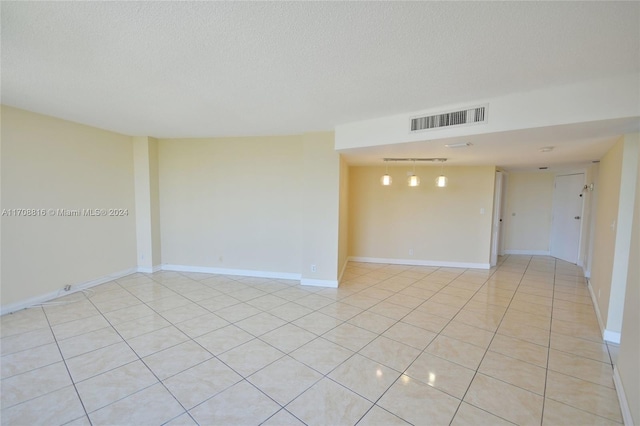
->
<box><xmin>574</xmin><ymin>216</ymin><xmax>581</xmax><ymax>219</ymax></box>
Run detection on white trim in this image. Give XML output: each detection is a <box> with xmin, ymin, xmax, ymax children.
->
<box><xmin>161</xmin><ymin>264</ymin><xmax>301</xmax><ymax>281</ymax></box>
<box><xmin>587</xmin><ymin>279</ymin><xmax>622</xmax><ymax>344</ymax></box>
<box><xmin>0</xmin><ymin>267</ymin><xmax>138</xmax><ymax>315</ymax></box>
<box><xmin>588</xmin><ymin>278</ymin><xmax>607</xmax><ymax>338</ymax></box>
<box><xmin>300</xmin><ymin>278</ymin><xmax>339</xmax><ymax>288</ymax></box>
<box><xmin>137</xmin><ymin>265</ymin><xmax>162</xmax><ymax>274</ymax></box>
<box><xmin>613</xmin><ymin>365</ymin><xmax>633</xmax><ymax>426</ymax></box>
<box><xmin>603</xmin><ymin>330</ymin><xmax>621</xmax><ymax>344</ymax></box>
<box><xmin>504</xmin><ymin>249</ymin><xmax>551</xmax><ymax>256</ymax></box>
<box><xmin>349</xmin><ymin>256</ymin><xmax>490</xmax><ymax>270</ymax></box>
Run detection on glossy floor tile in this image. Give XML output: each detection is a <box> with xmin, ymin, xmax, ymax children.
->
<box><xmin>0</xmin><ymin>255</ymin><xmax>623</xmax><ymax>425</ymax></box>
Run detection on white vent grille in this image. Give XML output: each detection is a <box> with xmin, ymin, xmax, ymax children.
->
<box><xmin>410</xmin><ymin>105</ymin><xmax>487</xmax><ymax>132</ymax></box>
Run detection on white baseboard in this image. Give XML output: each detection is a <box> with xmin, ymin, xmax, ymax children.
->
<box><xmin>603</xmin><ymin>330</ymin><xmax>621</xmax><ymax>344</ymax></box>
<box><xmin>588</xmin><ymin>279</ymin><xmax>607</xmax><ymax>338</ymax></box>
<box><xmin>161</xmin><ymin>264</ymin><xmax>301</xmax><ymax>281</ymax></box>
<box><xmin>300</xmin><ymin>278</ymin><xmax>339</xmax><ymax>288</ymax></box>
<box><xmin>587</xmin><ymin>279</ymin><xmax>622</xmax><ymax>344</ymax></box>
<box><xmin>503</xmin><ymin>249</ymin><xmax>551</xmax><ymax>256</ymax></box>
<box><xmin>137</xmin><ymin>265</ymin><xmax>162</xmax><ymax>274</ymax></box>
<box><xmin>613</xmin><ymin>365</ymin><xmax>633</xmax><ymax>426</ymax></box>
<box><xmin>0</xmin><ymin>267</ymin><xmax>139</xmax><ymax>316</ymax></box>
<box><xmin>1</xmin><ymin>263</ymin><xmax>340</xmax><ymax>315</ymax></box>
<box><xmin>338</xmin><ymin>259</ymin><xmax>349</xmax><ymax>284</ymax></box>
<box><xmin>349</xmin><ymin>256</ymin><xmax>490</xmax><ymax>270</ymax></box>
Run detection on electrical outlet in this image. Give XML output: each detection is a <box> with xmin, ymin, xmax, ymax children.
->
<box><xmin>311</xmin><ymin>264</ymin><xmax>317</xmax><ymax>272</ymax></box>
<box><xmin>219</xmin><ymin>256</ymin><xmax>223</xmax><ymax>262</ymax></box>
<box><xmin>409</xmin><ymin>248</ymin><xmax>414</xmax><ymax>256</ymax></box>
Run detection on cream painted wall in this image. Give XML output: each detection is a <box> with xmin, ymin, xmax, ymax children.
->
<box><xmin>338</xmin><ymin>155</ymin><xmax>349</xmax><ymax>279</ymax></box>
<box><xmin>582</xmin><ymin>164</ymin><xmax>599</xmax><ymax>277</ymax></box>
<box><xmin>158</xmin><ymin>135</ymin><xmax>305</xmax><ymax>275</ymax></box>
<box><xmin>1</xmin><ymin>106</ymin><xmax>137</xmax><ymax>308</ymax></box>
<box><xmin>607</xmin><ymin>134</ymin><xmax>638</xmax><ymax>334</ymax></box>
<box><xmin>148</xmin><ymin>138</ymin><xmax>162</xmax><ymax>267</ymax></box>
<box><xmin>133</xmin><ymin>136</ymin><xmax>161</xmax><ymax>271</ymax></box>
<box><xmin>348</xmin><ymin>165</ymin><xmax>495</xmax><ymax>266</ymax></box>
<box><xmin>590</xmin><ymin>138</ymin><xmax>625</xmax><ymax>332</ymax></box>
<box><xmin>616</xmin><ymin>141</ymin><xmax>640</xmax><ymax>425</ymax></box>
<box><xmin>503</xmin><ymin>172</ymin><xmax>554</xmax><ymax>253</ymax></box>
<box><xmin>301</xmin><ymin>132</ymin><xmax>341</xmax><ymax>283</ymax></box>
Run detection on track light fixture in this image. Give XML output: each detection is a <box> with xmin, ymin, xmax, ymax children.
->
<box><xmin>435</xmin><ymin>159</ymin><xmax>448</xmax><ymax>188</ymax></box>
<box><xmin>379</xmin><ymin>158</ymin><xmax>448</xmax><ymax>187</ymax></box>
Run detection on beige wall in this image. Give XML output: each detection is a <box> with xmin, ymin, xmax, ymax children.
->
<box><xmin>582</xmin><ymin>164</ymin><xmax>599</xmax><ymax>276</ymax></box>
<box><xmin>158</xmin><ymin>132</ymin><xmax>341</xmax><ymax>283</ymax></box>
<box><xmin>503</xmin><ymin>172</ymin><xmax>554</xmax><ymax>253</ymax></box>
<box><xmin>590</xmin><ymin>137</ymin><xmax>625</xmax><ymax>332</ymax></box>
<box><xmin>148</xmin><ymin>138</ymin><xmax>162</xmax><ymax>267</ymax></box>
<box><xmin>338</xmin><ymin>156</ymin><xmax>349</xmax><ymax>279</ymax></box>
<box><xmin>348</xmin><ymin>165</ymin><xmax>495</xmax><ymax>266</ymax></box>
<box><xmin>1</xmin><ymin>106</ymin><xmax>137</xmax><ymax>309</ymax></box>
<box><xmin>617</xmin><ymin>139</ymin><xmax>640</xmax><ymax>425</ymax></box>
<box><xmin>607</xmin><ymin>134</ymin><xmax>638</xmax><ymax>333</ymax></box>
<box><xmin>133</xmin><ymin>136</ymin><xmax>162</xmax><ymax>271</ymax></box>
<box><xmin>301</xmin><ymin>133</ymin><xmax>341</xmax><ymax>283</ymax></box>
<box><xmin>158</xmin><ymin>135</ymin><xmax>304</xmax><ymax>274</ymax></box>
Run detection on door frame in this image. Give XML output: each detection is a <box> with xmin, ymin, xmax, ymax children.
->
<box><xmin>490</xmin><ymin>171</ymin><xmax>505</xmax><ymax>266</ymax></box>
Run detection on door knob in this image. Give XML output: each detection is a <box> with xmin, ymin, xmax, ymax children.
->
<box><xmin>574</xmin><ymin>216</ymin><xmax>581</xmax><ymax>219</ymax></box>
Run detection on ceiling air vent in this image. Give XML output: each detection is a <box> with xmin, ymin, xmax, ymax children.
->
<box><xmin>410</xmin><ymin>105</ymin><xmax>488</xmax><ymax>132</ymax></box>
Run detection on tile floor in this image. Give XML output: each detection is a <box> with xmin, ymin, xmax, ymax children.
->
<box><xmin>0</xmin><ymin>255</ymin><xmax>623</xmax><ymax>425</ymax></box>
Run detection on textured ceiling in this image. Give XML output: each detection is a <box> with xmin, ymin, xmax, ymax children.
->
<box><xmin>2</xmin><ymin>1</ymin><xmax>638</xmax><ymax>140</ymax></box>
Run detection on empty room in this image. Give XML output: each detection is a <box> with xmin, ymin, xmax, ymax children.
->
<box><xmin>1</xmin><ymin>2</ymin><xmax>639</xmax><ymax>425</ymax></box>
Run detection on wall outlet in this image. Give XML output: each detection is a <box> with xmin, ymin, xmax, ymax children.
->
<box><xmin>311</xmin><ymin>264</ymin><xmax>317</xmax><ymax>272</ymax></box>
<box><xmin>219</xmin><ymin>256</ymin><xmax>223</xmax><ymax>262</ymax></box>
<box><xmin>409</xmin><ymin>248</ymin><xmax>414</xmax><ymax>256</ymax></box>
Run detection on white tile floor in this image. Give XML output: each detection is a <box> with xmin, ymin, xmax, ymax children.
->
<box><xmin>0</xmin><ymin>255</ymin><xmax>623</xmax><ymax>425</ymax></box>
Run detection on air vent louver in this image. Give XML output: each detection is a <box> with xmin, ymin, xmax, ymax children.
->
<box><xmin>411</xmin><ymin>105</ymin><xmax>487</xmax><ymax>132</ymax></box>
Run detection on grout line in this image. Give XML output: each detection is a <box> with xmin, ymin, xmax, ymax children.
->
<box><xmin>450</xmin><ymin>254</ymin><xmax>533</xmax><ymax>425</ymax></box>
<box><xmin>40</xmin><ymin>306</ymin><xmax>94</xmax><ymax>426</ymax></box>
<box><xmin>540</xmin><ymin>257</ymin><xmax>558</xmax><ymax>425</ymax></box>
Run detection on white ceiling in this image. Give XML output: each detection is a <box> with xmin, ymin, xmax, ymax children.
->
<box><xmin>2</xmin><ymin>1</ymin><xmax>639</xmax><ymax>168</ymax></box>
<box><xmin>341</xmin><ymin>117</ymin><xmax>640</xmax><ymax>170</ymax></box>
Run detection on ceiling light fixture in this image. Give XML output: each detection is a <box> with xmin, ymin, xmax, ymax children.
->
<box><xmin>380</xmin><ymin>159</ymin><xmax>392</xmax><ymax>186</ymax></box>
<box><xmin>435</xmin><ymin>159</ymin><xmax>448</xmax><ymax>188</ymax></box>
<box><xmin>445</xmin><ymin>142</ymin><xmax>472</xmax><ymax>149</ymax></box>
<box><xmin>380</xmin><ymin>158</ymin><xmax>448</xmax><ymax>187</ymax></box>
<box><xmin>539</xmin><ymin>146</ymin><xmax>554</xmax><ymax>152</ymax></box>
<box><xmin>408</xmin><ymin>160</ymin><xmax>420</xmax><ymax>187</ymax></box>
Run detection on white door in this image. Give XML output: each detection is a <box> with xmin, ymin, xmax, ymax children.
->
<box><xmin>490</xmin><ymin>171</ymin><xmax>504</xmax><ymax>266</ymax></box>
<box><xmin>551</xmin><ymin>173</ymin><xmax>584</xmax><ymax>263</ymax></box>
